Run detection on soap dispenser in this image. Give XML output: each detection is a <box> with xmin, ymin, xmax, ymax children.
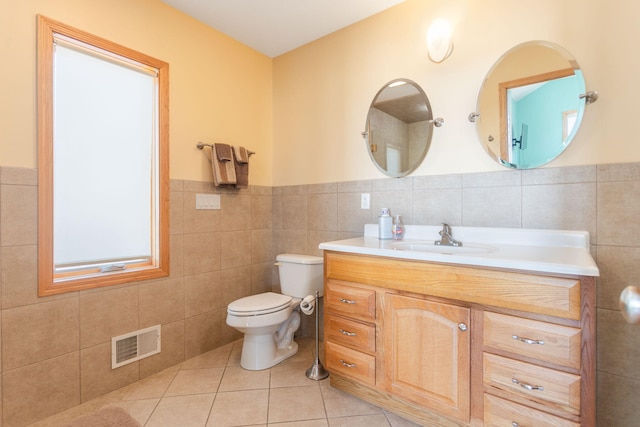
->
<box><xmin>392</xmin><ymin>215</ymin><xmax>404</xmax><ymax>240</ymax></box>
<box><xmin>378</xmin><ymin>208</ymin><xmax>393</xmax><ymax>239</ymax></box>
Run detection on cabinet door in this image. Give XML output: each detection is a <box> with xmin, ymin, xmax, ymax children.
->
<box><xmin>383</xmin><ymin>293</ymin><xmax>470</xmax><ymax>422</ymax></box>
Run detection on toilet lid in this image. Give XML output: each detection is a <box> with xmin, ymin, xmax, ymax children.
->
<box><xmin>228</xmin><ymin>292</ymin><xmax>293</xmax><ymax>316</ymax></box>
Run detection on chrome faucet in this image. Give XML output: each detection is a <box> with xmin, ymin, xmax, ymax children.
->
<box><xmin>435</xmin><ymin>223</ymin><xmax>462</xmax><ymax>247</ymax></box>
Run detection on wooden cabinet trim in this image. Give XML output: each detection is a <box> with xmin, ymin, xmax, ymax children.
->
<box><xmin>325</xmin><ymin>251</ymin><xmax>581</xmax><ymax>320</ymax></box>
<box><xmin>579</xmin><ymin>275</ymin><xmax>596</xmax><ymax>426</ymax></box>
<box><xmin>330</xmin><ymin>375</ymin><xmax>468</xmax><ymax>427</ymax></box>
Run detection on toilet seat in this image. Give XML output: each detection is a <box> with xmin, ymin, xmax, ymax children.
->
<box><xmin>227</xmin><ymin>292</ymin><xmax>293</xmax><ymax>316</ymax></box>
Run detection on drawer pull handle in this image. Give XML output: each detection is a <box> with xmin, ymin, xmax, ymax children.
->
<box><xmin>340</xmin><ymin>359</ymin><xmax>357</xmax><ymax>368</ymax></box>
<box><xmin>512</xmin><ymin>378</ymin><xmax>544</xmax><ymax>391</ymax></box>
<box><xmin>512</xmin><ymin>335</ymin><xmax>544</xmax><ymax>345</ymax></box>
<box><xmin>339</xmin><ymin>329</ymin><xmax>357</xmax><ymax>337</ymax></box>
<box><xmin>339</xmin><ymin>298</ymin><xmax>356</xmax><ymax>304</ymax></box>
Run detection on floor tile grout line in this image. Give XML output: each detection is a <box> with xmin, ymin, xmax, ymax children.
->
<box><xmin>317</xmin><ymin>376</ymin><xmax>330</xmax><ymax>424</ymax></box>
<box><xmin>141</xmin><ymin>365</ymin><xmax>181</xmax><ymax>426</ymax></box>
<box><xmin>142</xmin><ymin>397</ymin><xmax>162</xmax><ymax>427</ymax></box>
<box><xmin>266</xmin><ymin>367</ymin><xmax>272</xmax><ymax>425</ymax></box>
<box><xmin>203</xmin><ymin>342</ymin><xmax>237</xmax><ymax>427</ymax></box>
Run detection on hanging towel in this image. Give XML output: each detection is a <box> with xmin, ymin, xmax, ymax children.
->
<box><xmin>211</xmin><ymin>143</ymin><xmax>236</xmax><ymax>186</ymax></box>
<box><xmin>233</xmin><ymin>146</ymin><xmax>250</xmax><ymax>189</ymax></box>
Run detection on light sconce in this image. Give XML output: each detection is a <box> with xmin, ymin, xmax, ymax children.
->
<box><xmin>427</xmin><ymin>18</ymin><xmax>454</xmax><ymax>63</ymax></box>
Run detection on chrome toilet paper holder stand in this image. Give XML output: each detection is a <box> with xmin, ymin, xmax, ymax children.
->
<box><xmin>304</xmin><ymin>290</ymin><xmax>329</xmax><ymax>380</ymax></box>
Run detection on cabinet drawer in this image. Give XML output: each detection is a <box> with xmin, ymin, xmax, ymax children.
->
<box><xmin>484</xmin><ymin>312</ymin><xmax>581</xmax><ymax>369</ymax></box>
<box><xmin>325</xmin><ymin>281</ymin><xmax>376</xmax><ymax>321</ymax></box>
<box><xmin>483</xmin><ymin>353</ymin><xmax>580</xmax><ymax>415</ymax></box>
<box><xmin>484</xmin><ymin>394</ymin><xmax>579</xmax><ymax>427</ymax></box>
<box><xmin>326</xmin><ymin>315</ymin><xmax>375</xmax><ymax>353</ymax></box>
<box><xmin>325</xmin><ymin>341</ymin><xmax>376</xmax><ymax>385</ymax></box>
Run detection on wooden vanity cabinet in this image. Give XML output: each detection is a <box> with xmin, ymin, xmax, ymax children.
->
<box><xmin>323</xmin><ymin>251</ymin><xmax>596</xmax><ymax>427</ymax></box>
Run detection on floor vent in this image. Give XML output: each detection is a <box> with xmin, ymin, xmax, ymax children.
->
<box><xmin>111</xmin><ymin>325</ymin><xmax>161</xmax><ymax>369</ymax></box>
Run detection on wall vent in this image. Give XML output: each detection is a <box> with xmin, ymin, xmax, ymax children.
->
<box><xmin>111</xmin><ymin>325</ymin><xmax>161</xmax><ymax>369</ymax></box>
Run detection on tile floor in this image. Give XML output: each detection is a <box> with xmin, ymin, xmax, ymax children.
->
<box><xmin>32</xmin><ymin>338</ymin><xmax>421</xmax><ymax>427</ymax></box>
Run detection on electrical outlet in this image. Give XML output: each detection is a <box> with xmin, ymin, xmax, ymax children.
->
<box><xmin>361</xmin><ymin>193</ymin><xmax>371</xmax><ymax>210</ymax></box>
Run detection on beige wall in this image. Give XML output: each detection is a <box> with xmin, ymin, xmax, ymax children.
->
<box><xmin>4</xmin><ymin>0</ymin><xmax>638</xmax><ymax>187</ymax></box>
<box><xmin>0</xmin><ymin>0</ymin><xmax>273</xmax><ymax>185</ymax></box>
<box><xmin>2</xmin><ymin>0</ymin><xmax>640</xmax><ymax>425</ymax></box>
<box><xmin>273</xmin><ymin>0</ymin><xmax>639</xmax><ymax>185</ymax></box>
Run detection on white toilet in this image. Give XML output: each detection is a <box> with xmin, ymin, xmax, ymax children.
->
<box><xmin>226</xmin><ymin>253</ymin><xmax>324</xmax><ymax>370</ymax></box>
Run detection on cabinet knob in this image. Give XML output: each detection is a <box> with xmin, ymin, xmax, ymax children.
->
<box><xmin>512</xmin><ymin>423</ymin><xmax>520</xmax><ymax>427</ymax></box>
<box><xmin>458</xmin><ymin>323</ymin><xmax>468</xmax><ymax>332</ymax></box>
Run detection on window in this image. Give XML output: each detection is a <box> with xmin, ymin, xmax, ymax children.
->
<box><xmin>562</xmin><ymin>110</ymin><xmax>578</xmax><ymax>141</ymax></box>
<box><xmin>37</xmin><ymin>15</ymin><xmax>169</xmax><ymax>296</ymax></box>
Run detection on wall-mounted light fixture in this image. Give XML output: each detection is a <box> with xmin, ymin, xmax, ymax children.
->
<box><xmin>427</xmin><ymin>18</ymin><xmax>453</xmax><ymax>63</ymax></box>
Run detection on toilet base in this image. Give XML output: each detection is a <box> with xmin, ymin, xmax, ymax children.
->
<box><xmin>240</xmin><ymin>335</ymin><xmax>299</xmax><ymax>370</ymax></box>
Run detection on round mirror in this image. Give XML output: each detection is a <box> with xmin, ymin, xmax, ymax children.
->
<box><xmin>474</xmin><ymin>41</ymin><xmax>589</xmax><ymax>169</ymax></box>
<box><xmin>364</xmin><ymin>79</ymin><xmax>435</xmax><ymax>177</ymax></box>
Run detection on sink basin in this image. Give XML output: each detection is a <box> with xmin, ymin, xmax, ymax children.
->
<box><xmin>390</xmin><ymin>241</ymin><xmax>494</xmax><ymax>255</ymax></box>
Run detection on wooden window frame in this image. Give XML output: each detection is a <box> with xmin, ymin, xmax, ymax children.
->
<box><xmin>37</xmin><ymin>15</ymin><xmax>170</xmax><ymax>296</ymax></box>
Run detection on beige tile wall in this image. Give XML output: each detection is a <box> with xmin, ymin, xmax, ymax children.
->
<box><xmin>1</xmin><ymin>162</ymin><xmax>639</xmax><ymax>425</ymax></box>
<box><xmin>0</xmin><ymin>168</ymin><xmax>273</xmax><ymax>426</ymax></box>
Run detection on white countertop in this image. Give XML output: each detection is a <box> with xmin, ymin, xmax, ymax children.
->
<box><xmin>319</xmin><ymin>224</ymin><xmax>599</xmax><ymax>277</ymax></box>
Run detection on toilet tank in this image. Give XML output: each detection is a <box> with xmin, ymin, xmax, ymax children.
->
<box><xmin>276</xmin><ymin>254</ymin><xmax>324</xmax><ymax>298</ymax></box>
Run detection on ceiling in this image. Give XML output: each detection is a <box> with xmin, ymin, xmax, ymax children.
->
<box><xmin>374</xmin><ymin>83</ymin><xmax>429</xmax><ymax>123</ymax></box>
<box><xmin>161</xmin><ymin>0</ymin><xmax>407</xmax><ymax>58</ymax></box>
